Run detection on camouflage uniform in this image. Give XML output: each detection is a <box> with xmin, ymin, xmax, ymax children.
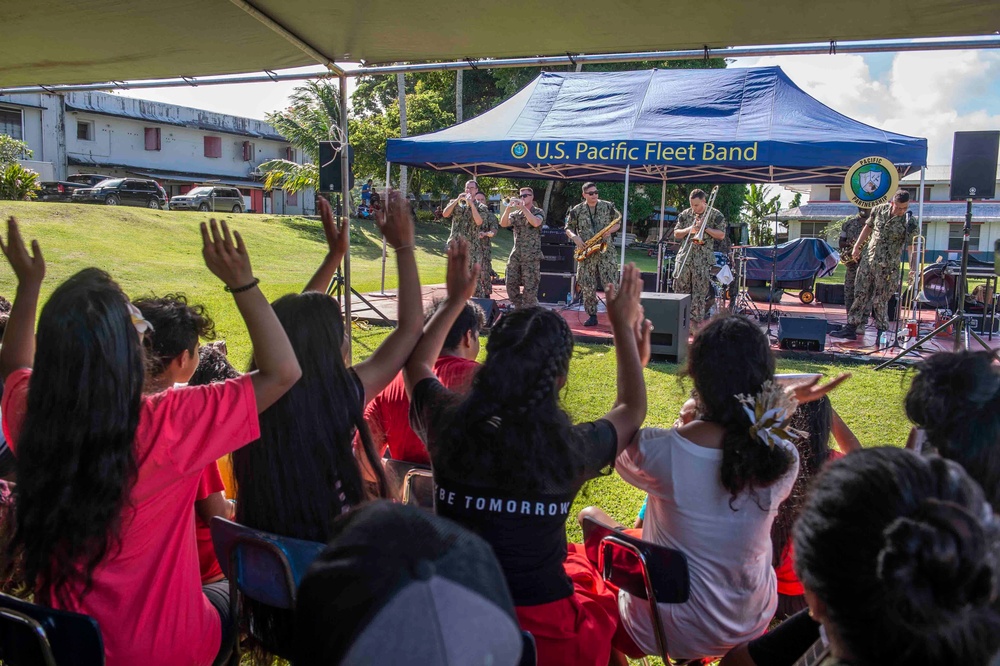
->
<box><xmin>567</xmin><ymin>200</ymin><xmax>622</xmax><ymax>316</ymax></box>
<box><xmin>838</xmin><ymin>213</ymin><xmax>867</xmax><ymax>315</ymax></box>
<box><xmin>446</xmin><ymin>199</ymin><xmax>490</xmax><ymax>274</ymax></box>
<box><xmin>505</xmin><ymin>205</ymin><xmax>545</xmax><ymax>308</ymax></box>
<box><xmin>673</xmin><ymin>206</ymin><xmax>726</xmax><ymax>323</ymax></box>
<box><xmin>846</xmin><ymin>203</ymin><xmax>917</xmax><ymax>331</ymax></box>
<box><xmin>473</xmin><ymin>206</ymin><xmax>499</xmax><ymax>298</ymax></box>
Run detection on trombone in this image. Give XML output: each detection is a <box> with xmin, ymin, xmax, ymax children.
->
<box><xmin>672</xmin><ymin>186</ymin><xmax>720</xmax><ymax>280</ymax></box>
<box><xmin>901</xmin><ymin>235</ymin><xmax>926</xmax><ymax>336</ymax></box>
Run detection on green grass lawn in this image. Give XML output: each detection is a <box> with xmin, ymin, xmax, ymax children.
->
<box><xmin>0</xmin><ymin>202</ymin><xmax>914</xmax><ymax>666</ymax></box>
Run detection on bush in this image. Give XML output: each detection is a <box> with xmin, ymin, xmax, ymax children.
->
<box><xmin>415</xmin><ymin>210</ymin><xmax>436</xmax><ymax>224</ymax></box>
<box><xmin>0</xmin><ymin>163</ymin><xmax>40</xmax><ymax>201</ymax></box>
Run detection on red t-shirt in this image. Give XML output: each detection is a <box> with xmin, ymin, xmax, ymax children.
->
<box><xmin>363</xmin><ymin>355</ymin><xmax>479</xmax><ymax>465</ymax></box>
<box><xmin>2</xmin><ymin>369</ymin><xmax>260</xmax><ymax>666</ymax></box>
<box><xmin>775</xmin><ymin>449</ymin><xmax>845</xmax><ymax>596</ymax></box>
<box><xmin>196</xmin><ymin>462</ymin><xmax>227</xmax><ymax>583</ymax></box>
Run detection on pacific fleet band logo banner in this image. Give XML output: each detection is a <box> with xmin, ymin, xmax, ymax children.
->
<box><xmin>508</xmin><ymin>140</ymin><xmax>760</xmax><ymax>164</ymax></box>
<box><xmin>843</xmin><ymin>156</ymin><xmax>899</xmax><ymax>208</ymax></box>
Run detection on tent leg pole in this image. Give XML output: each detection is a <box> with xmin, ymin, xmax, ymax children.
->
<box><xmin>339</xmin><ymin>73</ymin><xmax>353</xmax><ymax>363</ymax></box>
<box><xmin>656</xmin><ymin>179</ymin><xmax>667</xmax><ymax>292</ymax></box>
<box><xmin>620</xmin><ymin>165</ymin><xmax>630</xmax><ymax>276</ymax></box>
<box><xmin>381</xmin><ymin>161</ymin><xmax>391</xmax><ymax>295</ymax></box>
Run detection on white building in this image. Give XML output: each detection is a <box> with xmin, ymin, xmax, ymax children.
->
<box><xmin>779</xmin><ymin>167</ymin><xmax>1000</xmax><ymax>262</ymax></box>
<box><xmin>0</xmin><ymin>91</ymin><xmax>314</xmax><ymax>215</ymax></box>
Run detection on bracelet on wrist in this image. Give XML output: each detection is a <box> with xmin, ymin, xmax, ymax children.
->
<box><xmin>394</xmin><ymin>243</ymin><xmax>414</xmax><ymax>253</ymax></box>
<box><xmin>224</xmin><ymin>277</ymin><xmax>260</xmax><ymax>294</ymax></box>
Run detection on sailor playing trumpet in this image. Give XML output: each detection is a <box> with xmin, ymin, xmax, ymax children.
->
<box><xmin>673</xmin><ymin>188</ymin><xmax>726</xmax><ymax>325</ymax></box>
<box><xmin>565</xmin><ymin>182</ymin><xmax>622</xmax><ymax>326</ymax></box>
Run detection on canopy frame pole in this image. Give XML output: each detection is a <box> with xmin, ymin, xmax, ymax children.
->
<box><xmin>226</xmin><ymin>0</ymin><xmax>343</xmax><ymax>73</ymax></box>
<box><xmin>917</xmin><ymin>166</ymin><xmax>926</xmax><ymax>232</ymax></box>
<box><xmin>656</xmin><ymin>178</ymin><xmax>667</xmax><ymax>292</ymax></box>
<box><xmin>620</xmin><ymin>165</ymin><xmax>631</xmax><ymax>275</ymax></box>
<box><xmin>339</xmin><ymin>73</ymin><xmax>352</xmax><ymax>361</ymax></box>
<box><xmin>380</xmin><ymin>161</ymin><xmax>392</xmax><ymax>295</ymax></box>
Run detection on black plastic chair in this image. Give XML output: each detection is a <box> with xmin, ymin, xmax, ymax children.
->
<box><xmin>0</xmin><ymin>592</ymin><xmax>104</xmax><ymax>666</ymax></box>
<box><xmin>383</xmin><ymin>458</ymin><xmax>432</xmax><ymax>501</ymax></box>
<box><xmin>581</xmin><ymin>516</ymin><xmax>691</xmax><ymax>665</ymax></box>
<box><xmin>210</xmin><ymin>517</ymin><xmax>325</xmax><ymax>666</ymax></box>
<box><xmin>519</xmin><ymin>630</ymin><xmax>537</xmax><ymax>666</ymax></box>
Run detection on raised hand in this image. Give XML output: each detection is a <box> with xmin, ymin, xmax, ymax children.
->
<box><xmin>0</xmin><ymin>217</ymin><xmax>45</xmax><ymax>288</ymax></box>
<box><xmin>445</xmin><ymin>237</ymin><xmax>479</xmax><ymax>303</ymax></box>
<box><xmin>201</xmin><ymin>219</ymin><xmax>254</xmax><ymax>290</ymax></box>
<box><xmin>377</xmin><ymin>189</ymin><xmax>415</xmax><ymax>250</ymax></box>
<box><xmin>605</xmin><ymin>263</ymin><xmax>642</xmax><ymax>332</ymax></box>
<box><xmin>317</xmin><ymin>196</ymin><xmax>349</xmax><ymax>266</ymax></box>
<box><xmin>634</xmin><ymin>310</ymin><xmax>653</xmax><ymax>368</ymax></box>
<box><xmin>788</xmin><ymin>373</ymin><xmax>851</xmax><ymax>404</ymax></box>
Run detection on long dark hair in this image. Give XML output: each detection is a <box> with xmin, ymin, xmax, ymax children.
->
<box><xmin>687</xmin><ymin>314</ymin><xmax>792</xmax><ymax>503</ymax></box>
<box><xmin>904</xmin><ymin>351</ymin><xmax>1000</xmax><ymax>511</ymax></box>
<box><xmin>433</xmin><ymin>308</ymin><xmax>579</xmax><ymax>493</ymax></box>
<box><xmin>8</xmin><ymin>268</ymin><xmax>143</xmax><ymax>604</ymax></box>
<box><xmin>794</xmin><ymin>448</ymin><xmax>1000</xmax><ymax>665</ymax></box>
<box><xmin>231</xmin><ymin>292</ymin><xmax>386</xmax><ymax>660</ymax></box>
<box><xmin>771</xmin><ymin>397</ymin><xmax>833</xmax><ymax>562</ymax></box>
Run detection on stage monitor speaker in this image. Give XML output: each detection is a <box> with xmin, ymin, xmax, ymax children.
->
<box><xmin>640</xmin><ymin>271</ymin><xmax>659</xmax><ymax>293</ymax></box>
<box><xmin>950</xmin><ymin>131</ymin><xmax>999</xmax><ymax>200</ymax></box>
<box><xmin>471</xmin><ymin>298</ymin><xmax>500</xmax><ymax>328</ymax></box>
<box><xmin>538</xmin><ymin>273</ymin><xmax>574</xmax><ymax>304</ymax></box>
<box><xmin>540</xmin><ymin>245</ymin><xmax>577</xmax><ymax>273</ymax></box>
<box><xmin>778</xmin><ymin>315</ymin><xmax>827</xmax><ymax>352</ymax></box>
<box><xmin>318</xmin><ymin>141</ymin><xmax>355</xmax><ymax>193</ymax></box>
<box><xmin>815</xmin><ymin>282</ymin><xmax>845</xmax><ymax>305</ymax></box>
<box><xmin>639</xmin><ymin>293</ymin><xmax>690</xmax><ymax>363</ymax></box>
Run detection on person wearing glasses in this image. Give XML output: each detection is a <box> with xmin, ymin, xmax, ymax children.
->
<box><xmin>443</xmin><ymin>180</ymin><xmax>489</xmax><ymax>266</ymax></box>
<box><xmin>500</xmin><ymin>187</ymin><xmax>545</xmax><ymax>308</ymax></box>
<box><xmin>566</xmin><ymin>183</ymin><xmax>622</xmax><ymax>326</ymax></box>
<box><xmin>673</xmin><ymin>189</ymin><xmax>727</xmax><ymax>326</ymax></box>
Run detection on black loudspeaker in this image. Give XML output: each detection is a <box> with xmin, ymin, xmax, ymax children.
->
<box><xmin>540</xmin><ymin>245</ymin><xmax>577</xmax><ymax>273</ymax></box>
<box><xmin>640</xmin><ymin>272</ymin><xmax>659</xmax><ymax>293</ymax></box>
<box><xmin>815</xmin><ymin>282</ymin><xmax>845</xmax><ymax>305</ymax></box>
<box><xmin>778</xmin><ymin>315</ymin><xmax>827</xmax><ymax>352</ymax></box>
<box><xmin>950</xmin><ymin>131</ymin><xmax>999</xmax><ymax>200</ymax></box>
<box><xmin>639</xmin><ymin>293</ymin><xmax>690</xmax><ymax>363</ymax></box>
<box><xmin>471</xmin><ymin>298</ymin><xmax>500</xmax><ymax>328</ymax></box>
<box><xmin>318</xmin><ymin>141</ymin><xmax>355</xmax><ymax>193</ymax></box>
<box><xmin>538</xmin><ymin>273</ymin><xmax>574</xmax><ymax>304</ymax></box>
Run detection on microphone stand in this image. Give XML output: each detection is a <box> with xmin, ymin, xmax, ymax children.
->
<box><xmin>764</xmin><ymin>207</ymin><xmax>781</xmax><ymax>342</ymax></box>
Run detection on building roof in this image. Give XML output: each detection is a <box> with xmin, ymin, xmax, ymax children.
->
<box><xmin>64</xmin><ymin>91</ymin><xmax>285</xmax><ymax>141</ymax></box>
<box><xmin>779</xmin><ymin>201</ymin><xmax>1000</xmax><ymax>223</ymax></box>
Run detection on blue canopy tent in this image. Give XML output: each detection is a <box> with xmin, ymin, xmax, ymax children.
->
<box><xmin>387</xmin><ymin>66</ymin><xmax>928</xmax><ymax>275</ymax></box>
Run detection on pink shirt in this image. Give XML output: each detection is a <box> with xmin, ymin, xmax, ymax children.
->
<box><xmin>2</xmin><ymin>369</ymin><xmax>260</xmax><ymax>666</ymax></box>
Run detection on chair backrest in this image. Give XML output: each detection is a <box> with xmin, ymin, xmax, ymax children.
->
<box><xmin>519</xmin><ymin>631</ymin><xmax>537</xmax><ymax>666</ymax></box>
<box><xmin>211</xmin><ymin>518</ymin><xmax>325</xmax><ymax>610</ymax></box>
<box><xmin>402</xmin><ymin>468</ymin><xmax>436</xmax><ymax>509</ymax></box>
<box><xmin>581</xmin><ymin>516</ymin><xmax>690</xmax><ymax>604</ymax></box>
<box><xmin>383</xmin><ymin>458</ymin><xmax>431</xmax><ymax>501</ymax></box>
<box><xmin>0</xmin><ymin>592</ymin><xmax>104</xmax><ymax>666</ymax></box>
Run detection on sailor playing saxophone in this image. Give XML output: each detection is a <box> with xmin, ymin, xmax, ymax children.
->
<box><xmin>565</xmin><ymin>182</ymin><xmax>622</xmax><ymax>326</ymax></box>
<box><xmin>673</xmin><ymin>189</ymin><xmax>726</xmax><ymax>325</ymax></box>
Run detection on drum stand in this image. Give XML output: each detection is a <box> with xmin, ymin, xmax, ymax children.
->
<box><xmin>730</xmin><ymin>248</ymin><xmax>765</xmax><ymax>320</ymax></box>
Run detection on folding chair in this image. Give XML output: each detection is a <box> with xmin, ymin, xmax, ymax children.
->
<box><xmin>519</xmin><ymin>630</ymin><xmax>537</xmax><ymax>666</ymax></box>
<box><xmin>0</xmin><ymin>592</ymin><xmax>104</xmax><ymax>666</ymax></box>
<box><xmin>210</xmin><ymin>517</ymin><xmax>325</xmax><ymax>666</ymax></box>
<box><xmin>383</xmin><ymin>458</ymin><xmax>432</xmax><ymax>501</ymax></box>
<box><xmin>581</xmin><ymin>516</ymin><xmax>692</xmax><ymax>665</ymax></box>
<box><xmin>401</xmin><ymin>468</ymin><xmax>435</xmax><ymax>509</ymax></box>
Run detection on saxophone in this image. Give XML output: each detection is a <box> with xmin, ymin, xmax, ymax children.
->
<box><xmin>574</xmin><ymin>215</ymin><xmax>622</xmax><ymax>262</ymax></box>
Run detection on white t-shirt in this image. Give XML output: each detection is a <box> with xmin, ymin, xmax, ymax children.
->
<box><xmin>615</xmin><ymin>427</ymin><xmax>799</xmax><ymax>660</ymax></box>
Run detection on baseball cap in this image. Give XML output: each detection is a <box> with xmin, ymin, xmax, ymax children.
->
<box><xmin>293</xmin><ymin>501</ymin><xmax>524</xmax><ymax>666</ymax></box>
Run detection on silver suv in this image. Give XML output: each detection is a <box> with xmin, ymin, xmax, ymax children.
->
<box><xmin>168</xmin><ymin>186</ymin><xmax>245</xmax><ymax>213</ymax></box>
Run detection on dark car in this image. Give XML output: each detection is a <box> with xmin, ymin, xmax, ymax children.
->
<box><xmin>168</xmin><ymin>186</ymin><xmax>245</xmax><ymax>213</ymax></box>
<box><xmin>71</xmin><ymin>178</ymin><xmax>169</xmax><ymax>209</ymax></box>
<box><xmin>38</xmin><ymin>174</ymin><xmax>112</xmax><ymax>202</ymax></box>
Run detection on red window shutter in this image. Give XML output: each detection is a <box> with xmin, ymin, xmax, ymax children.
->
<box><xmin>144</xmin><ymin>128</ymin><xmax>160</xmax><ymax>151</ymax></box>
<box><xmin>205</xmin><ymin>136</ymin><xmax>222</xmax><ymax>158</ymax></box>
<box><xmin>242</xmin><ymin>141</ymin><xmax>251</xmax><ymax>161</ymax></box>
<box><xmin>286</xmin><ymin>190</ymin><xmax>298</xmax><ymax>206</ymax></box>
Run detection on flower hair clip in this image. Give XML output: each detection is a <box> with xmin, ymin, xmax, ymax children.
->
<box><xmin>127</xmin><ymin>302</ymin><xmax>154</xmax><ymax>338</ymax></box>
<box><xmin>735</xmin><ymin>380</ymin><xmax>801</xmax><ymax>450</ymax></box>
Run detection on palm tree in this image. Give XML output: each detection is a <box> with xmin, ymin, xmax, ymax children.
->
<box><xmin>741</xmin><ymin>183</ymin><xmax>782</xmax><ymax>245</ymax></box>
<box><xmin>258</xmin><ymin>79</ymin><xmax>342</xmax><ymax>193</ymax></box>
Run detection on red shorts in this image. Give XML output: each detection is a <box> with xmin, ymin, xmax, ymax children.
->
<box><xmin>515</xmin><ymin>543</ymin><xmax>620</xmax><ymax>666</ymax></box>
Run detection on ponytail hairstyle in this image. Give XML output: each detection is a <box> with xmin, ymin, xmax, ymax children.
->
<box><xmin>9</xmin><ymin>268</ymin><xmax>143</xmax><ymax>605</ymax></box>
<box><xmin>686</xmin><ymin>314</ymin><xmax>792</xmax><ymax>504</ymax></box>
<box><xmin>794</xmin><ymin>447</ymin><xmax>1000</xmax><ymax>665</ymax></box>
<box><xmin>433</xmin><ymin>308</ymin><xmax>579</xmax><ymax>493</ymax></box>
<box><xmin>771</xmin><ymin>397</ymin><xmax>833</xmax><ymax>562</ymax></box>
<box><xmin>904</xmin><ymin>350</ymin><xmax>1000</xmax><ymax>511</ymax></box>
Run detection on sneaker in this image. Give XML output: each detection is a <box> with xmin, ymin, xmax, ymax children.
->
<box><xmin>584</xmin><ymin>314</ymin><xmax>598</xmax><ymax>327</ymax></box>
<box><xmin>829</xmin><ymin>326</ymin><xmax>857</xmax><ymax>340</ymax></box>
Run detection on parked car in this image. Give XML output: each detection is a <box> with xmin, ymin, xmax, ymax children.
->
<box><xmin>38</xmin><ymin>174</ymin><xmax>112</xmax><ymax>202</ymax></box>
<box><xmin>71</xmin><ymin>178</ymin><xmax>168</xmax><ymax>209</ymax></box>
<box><xmin>168</xmin><ymin>186</ymin><xmax>244</xmax><ymax>213</ymax></box>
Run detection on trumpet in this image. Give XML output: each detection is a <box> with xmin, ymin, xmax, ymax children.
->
<box><xmin>901</xmin><ymin>235</ymin><xmax>926</xmax><ymax>336</ymax></box>
<box><xmin>672</xmin><ymin>186</ymin><xmax>720</xmax><ymax>280</ymax></box>
<box><xmin>501</xmin><ymin>192</ymin><xmax>523</xmax><ymax>209</ymax></box>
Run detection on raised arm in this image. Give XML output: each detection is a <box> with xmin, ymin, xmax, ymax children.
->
<box><xmin>201</xmin><ymin>219</ymin><xmax>301</xmax><ymax>412</ymax></box>
<box><xmin>404</xmin><ymin>238</ymin><xmax>479</xmax><ymax>396</ymax></box>
<box><xmin>442</xmin><ymin>195</ymin><xmax>463</xmax><ymax>219</ymax></box>
<box><xmin>831</xmin><ymin>407</ymin><xmax>862</xmax><ymax>454</ymax></box>
<box><xmin>499</xmin><ymin>203</ymin><xmax>514</xmax><ymax>228</ymax></box>
<box><xmin>601</xmin><ymin>263</ymin><xmax>648</xmax><ymax>454</ymax></box>
<box><xmin>352</xmin><ymin>190</ymin><xmax>423</xmax><ymax>401</ymax></box>
<box><xmin>0</xmin><ymin>217</ymin><xmax>44</xmax><ymax>379</ymax></box>
<box><xmin>303</xmin><ymin>196</ymin><xmax>350</xmax><ymax>294</ymax></box>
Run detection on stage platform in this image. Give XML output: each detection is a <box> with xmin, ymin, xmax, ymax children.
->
<box><xmin>351</xmin><ymin>284</ymin><xmax>1000</xmax><ymax>366</ymax></box>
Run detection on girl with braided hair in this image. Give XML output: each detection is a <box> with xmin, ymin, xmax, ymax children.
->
<box><xmin>405</xmin><ymin>256</ymin><xmax>651</xmax><ymax>666</ymax></box>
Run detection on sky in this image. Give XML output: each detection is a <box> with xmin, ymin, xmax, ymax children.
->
<box><xmin>114</xmin><ymin>48</ymin><xmax>1000</xmax><ymax>204</ymax></box>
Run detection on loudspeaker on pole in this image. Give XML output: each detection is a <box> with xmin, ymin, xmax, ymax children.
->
<box><xmin>950</xmin><ymin>131</ymin><xmax>999</xmax><ymax>201</ymax></box>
